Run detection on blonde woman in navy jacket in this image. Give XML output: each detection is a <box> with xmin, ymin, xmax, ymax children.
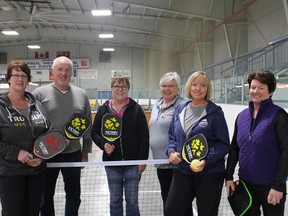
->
<box><xmin>165</xmin><ymin>71</ymin><xmax>230</xmax><ymax>216</ymax></box>
<box><xmin>0</xmin><ymin>60</ymin><xmax>51</xmax><ymax>216</ymax></box>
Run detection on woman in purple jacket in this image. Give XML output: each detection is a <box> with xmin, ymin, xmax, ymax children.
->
<box><xmin>165</xmin><ymin>71</ymin><xmax>230</xmax><ymax>216</ymax></box>
<box><xmin>226</xmin><ymin>70</ymin><xmax>288</xmax><ymax>216</ymax></box>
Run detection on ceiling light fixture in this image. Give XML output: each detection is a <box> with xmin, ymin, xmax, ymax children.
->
<box><xmin>99</xmin><ymin>34</ymin><xmax>113</xmax><ymax>38</ymax></box>
<box><xmin>91</xmin><ymin>10</ymin><xmax>112</xmax><ymax>16</ymax></box>
<box><xmin>1</xmin><ymin>30</ymin><xmax>19</xmax><ymax>35</ymax></box>
<box><xmin>27</xmin><ymin>45</ymin><xmax>41</xmax><ymax>49</ymax></box>
<box><xmin>103</xmin><ymin>48</ymin><xmax>115</xmax><ymax>52</ymax></box>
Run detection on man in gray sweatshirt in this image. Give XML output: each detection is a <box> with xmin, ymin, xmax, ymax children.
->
<box><xmin>33</xmin><ymin>56</ymin><xmax>92</xmax><ymax>216</ymax></box>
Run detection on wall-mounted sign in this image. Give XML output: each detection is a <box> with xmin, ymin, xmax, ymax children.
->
<box><xmin>78</xmin><ymin>69</ymin><xmax>97</xmax><ymax>79</ymax></box>
<box><xmin>21</xmin><ymin>59</ymin><xmax>90</xmax><ymax>69</ymax></box>
<box><xmin>111</xmin><ymin>70</ymin><xmax>131</xmax><ymax>79</ymax></box>
<box><xmin>31</xmin><ymin>68</ymin><xmax>77</xmax><ymax>82</ymax></box>
<box><xmin>31</xmin><ymin>69</ymin><xmax>49</xmax><ymax>82</ymax></box>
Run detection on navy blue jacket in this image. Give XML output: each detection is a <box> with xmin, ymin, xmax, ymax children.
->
<box><xmin>166</xmin><ymin>101</ymin><xmax>230</xmax><ymax>175</ymax></box>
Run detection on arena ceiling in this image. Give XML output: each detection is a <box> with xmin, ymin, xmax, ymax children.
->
<box><xmin>0</xmin><ymin>0</ymin><xmax>254</xmax><ymax>53</ymax></box>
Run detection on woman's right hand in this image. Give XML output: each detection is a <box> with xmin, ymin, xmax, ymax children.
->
<box><xmin>17</xmin><ymin>150</ymin><xmax>34</xmax><ymax>164</ymax></box>
<box><xmin>225</xmin><ymin>180</ymin><xmax>235</xmax><ymax>197</ymax></box>
<box><xmin>104</xmin><ymin>143</ymin><xmax>115</xmax><ymax>155</ymax></box>
<box><xmin>27</xmin><ymin>158</ymin><xmax>43</xmax><ymax>167</ymax></box>
<box><xmin>65</xmin><ymin>138</ymin><xmax>71</xmax><ymax>145</ymax></box>
<box><xmin>168</xmin><ymin>152</ymin><xmax>182</xmax><ymax>164</ymax></box>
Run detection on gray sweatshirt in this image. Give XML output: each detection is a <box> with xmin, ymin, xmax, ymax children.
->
<box><xmin>33</xmin><ymin>83</ymin><xmax>92</xmax><ymax>154</ymax></box>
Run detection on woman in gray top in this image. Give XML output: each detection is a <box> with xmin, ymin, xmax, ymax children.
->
<box><xmin>149</xmin><ymin>72</ymin><xmax>192</xmax><ymax>215</ymax></box>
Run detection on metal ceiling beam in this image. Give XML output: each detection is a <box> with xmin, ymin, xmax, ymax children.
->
<box><xmin>111</xmin><ymin>1</ymin><xmax>222</xmax><ymax>22</ymax></box>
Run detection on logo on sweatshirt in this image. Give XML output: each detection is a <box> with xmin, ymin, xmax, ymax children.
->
<box><xmin>7</xmin><ymin>115</ymin><xmax>27</xmax><ymax>127</ymax></box>
<box><xmin>199</xmin><ymin>119</ymin><xmax>208</xmax><ymax>128</ymax></box>
<box><xmin>161</xmin><ymin>111</ymin><xmax>174</xmax><ymax>118</ymax></box>
<box><xmin>7</xmin><ymin>113</ymin><xmax>45</xmax><ymax>127</ymax></box>
<box><xmin>31</xmin><ymin>113</ymin><xmax>45</xmax><ymax>125</ymax></box>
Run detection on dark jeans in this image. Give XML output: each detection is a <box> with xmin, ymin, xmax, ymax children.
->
<box><xmin>242</xmin><ymin>179</ymin><xmax>286</xmax><ymax>216</ymax></box>
<box><xmin>165</xmin><ymin>170</ymin><xmax>224</xmax><ymax>216</ymax></box>
<box><xmin>0</xmin><ymin>172</ymin><xmax>45</xmax><ymax>216</ymax></box>
<box><xmin>40</xmin><ymin>150</ymin><xmax>82</xmax><ymax>216</ymax></box>
<box><xmin>157</xmin><ymin>168</ymin><xmax>193</xmax><ymax>215</ymax></box>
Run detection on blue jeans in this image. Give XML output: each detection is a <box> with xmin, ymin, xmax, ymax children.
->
<box><xmin>40</xmin><ymin>150</ymin><xmax>82</xmax><ymax>216</ymax></box>
<box><xmin>105</xmin><ymin>166</ymin><xmax>140</xmax><ymax>216</ymax></box>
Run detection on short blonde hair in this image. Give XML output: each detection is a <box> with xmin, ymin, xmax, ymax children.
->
<box><xmin>184</xmin><ymin>71</ymin><xmax>212</xmax><ymax>100</ymax></box>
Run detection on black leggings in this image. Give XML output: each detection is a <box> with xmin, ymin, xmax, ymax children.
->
<box><xmin>157</xmin><ymin>168</ymin><xmax>193</xmax><ymax>215</ymax></box>
<box><xmin>165</xmin><ymin>170</ymin><xmax>224</xmax><ymax>216</ymax></box>
<box><xmin>241</xmin><ymin>179</ymin><xmax>286</xmax><ymax>216</ymax></box>
<box><xmin>0</xmin><ymin>172</ymin><xmax>45</xmax><ymax>216</ymax></box>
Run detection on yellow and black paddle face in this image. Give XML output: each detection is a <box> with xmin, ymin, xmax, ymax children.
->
<box><xmin>181</xmin><ymin>133</ymin><xmax>209</xmax><ymax>164</ymax></box>
<box><xmin>64</xmin><ymin>113</ymin><xmax>91</xmax><ymax>139</ymax></box>
<box><xmin>101</xmin><ymin>113</ymin><xmax>122</xmax><ymax>142</ymax></box>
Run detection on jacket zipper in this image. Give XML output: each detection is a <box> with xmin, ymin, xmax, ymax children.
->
<box><xmin>13</xmin><ymin>106</ymin><xmax>35</xmax><ymax>138</ymax></box>
<box><xmin>119</xmin><ymin>138</ymin><xmax>124</xmax><ymax>160</ymax></box>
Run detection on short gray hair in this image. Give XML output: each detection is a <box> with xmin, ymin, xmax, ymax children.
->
<box><xmin>159</xmin><ymin>72</ymin><xmax>181</xmax><ymax>87</ymax></box>
<box><xmin>52</xmin><ymin>56</ymin><xmax>73</xmax><ymax>70</ymax></box>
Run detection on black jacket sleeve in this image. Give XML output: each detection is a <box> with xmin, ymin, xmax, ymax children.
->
<box><xmin>91</xmin><ymin>106</ymin><xmax>108</xmax><ymax>151</ymax></box>
<box><xmin>273</xmin><ymin>109</ymin><xmax>288</xmax><ymax>192</ymax></box>
<box><xmin>225</xmin><ymin>115</ymin><xmax>240</xmax><ymax>181</ymax></box>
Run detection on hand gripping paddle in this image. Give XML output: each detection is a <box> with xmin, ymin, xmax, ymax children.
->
<box><xmin>181</xmin><ymin>133</ymin><xmax>209</xmax><ymax>166</ymax></box>
<box><xmin>34</xmin><ymin>113</ymin><xmax>92</xmax><ymax>159</ymax></box>
<box><xmin>101</xmin><ymin>113</ymin><xmax>122</xmax><ymax>142</ymax></box>
<box><xmin>228</xmin><ymin>180</ymin><xmax>254</xmax><ymax>216</ymax></box>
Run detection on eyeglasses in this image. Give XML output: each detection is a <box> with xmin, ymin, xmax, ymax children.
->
<box><xmin>11</xmin><ymin>74</ymin><xmax>28</xmax><ymax>80</ymax></box>
<box><xmin>161</xmin><ymin>84</ymin><xmax>176</xmax><ymax>89</ymax></box>
<box><xmin>112</xmin><ymin>85</ymin><xmax>128</xmax><ymax>90</ymax></box>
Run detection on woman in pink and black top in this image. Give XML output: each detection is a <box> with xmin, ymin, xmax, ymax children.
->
<box><xmin>91</xmin><ymin>77</ymin><xmax>150</xmax><ymax>216</ymax></box>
